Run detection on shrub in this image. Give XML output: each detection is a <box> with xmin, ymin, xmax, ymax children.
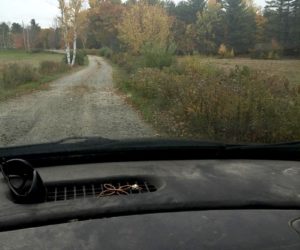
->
<box><xmin>111</xmin><ymin>52</ymin><xmax>144</xmax><ymax>73</ymax></box>
<box><xmin>29</xmin><ymin>49</ymin><xmax>43</xmax><ymax>54</ymax></box>
<box><xmin>83</xmin><ymin>49</ymin><xmax>99</xmax><ymax>56</ymax></box>
<box><xmin>111</xmin><ymin>52</ymin><xmax>128</xmax><ymax>66</ymax></box>
<box><xmin>0</xmin><ymin>63</ymin><xmax>38</xmax><ymax>88</ymax></box>
<box><xmin>218</xmin><ymin>44</ymin><xmax>227</xmax><ymax>58</ymax></box>
<box><xmin>99</xmin><ymin>47</ymin><xmax>113</xmax><ymax>58</ymax></box>
<box><xmin>39</xmin><ymin>61</ymin><xmax>69</xmax><ymax>75</ymax></box>
<box><xmin>250</xmin><ymin>41</ymin><xmax>282</xmax><ymax>59</ymax></box>
<box><xmin>141</xmin><ymin>43</ymin><xmax>175</xmax><ymax>69</ymax></box>
<box><xmin>63</xmin><ymin>50</ymin><xmax>86</xmax><ymax>65</ymax></box>
<box><xmin>125</xmin><ymin>58</ymin><xmax>300</xmax><ymax>143</ymax></box>
<box><xmin>218</xmin><ymin>44</ymin><xmax>235</xmax><ymax>58</ymax></box>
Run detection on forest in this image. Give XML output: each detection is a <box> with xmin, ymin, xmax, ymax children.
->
<box><xmin>0</xmin><ymin>0</ymin><xmax>299</xmax><ymax>58</ymax></box>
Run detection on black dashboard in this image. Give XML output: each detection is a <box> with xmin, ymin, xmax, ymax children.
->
<box><xmin>0</xmin><ymin>159</ymin><xmax>300</xmax><ymax>249</ymax></box>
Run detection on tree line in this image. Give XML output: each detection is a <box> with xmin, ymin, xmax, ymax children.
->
<box><xmin>85</xmin><ymin>0</ymin><xmax>300</xmax><ymax>57</ymax></box>
<box><xmin>0</xmin><ymin>19</ymin><xmax>61</xmax><ymax>51</ymax></box>
<box><xmin>1</xmin><ymin>0</ymin><xmax>299</xmax><ymax>57</ymax></box>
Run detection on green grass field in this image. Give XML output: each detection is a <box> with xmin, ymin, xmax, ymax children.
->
<box><xmin>0</xmin><ymin>50</ymin><xmax>63</xmax><ymax>67</ymax></box>
<box><xmin>191</xmin><ymin>57</ymin><xmax>300</xmax><ymax>85</ymax></box>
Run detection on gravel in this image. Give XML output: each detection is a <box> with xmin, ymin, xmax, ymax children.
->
<box><xmin>0</xmin><ymin>56</ymin><xmax>155</xmax><ymax>147</ymax></box>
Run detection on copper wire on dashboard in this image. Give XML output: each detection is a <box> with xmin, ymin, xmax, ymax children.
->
<box><xmin>97</xmin><ymin>183</ymin><xmax>141</xmax><ymax>197</ymax></box>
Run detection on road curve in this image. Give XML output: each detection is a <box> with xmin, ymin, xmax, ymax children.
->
<box><xmin>0</xmin><ymin>56</ymin><xmax>155</xmax><ymax>147</ymax></box>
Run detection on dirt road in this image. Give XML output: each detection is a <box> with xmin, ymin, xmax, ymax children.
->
<box><xmin>0</xmin><ymin>56</ymin><xmax>155</xmax><ymax>147</ymax></box>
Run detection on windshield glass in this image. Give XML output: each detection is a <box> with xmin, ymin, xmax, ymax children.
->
<box><xmin>0</xmin><ymin>0</ymin><xmax>299</xmax><ymax>148</ymax></box>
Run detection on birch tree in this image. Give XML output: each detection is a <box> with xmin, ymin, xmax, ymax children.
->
<box><xmin>58</xmin><ymin>0</ymin><xmax>84</xmax><ymax>66</ymax></box>
<box><xmin>70</xmin><ymin>0</ymin><xmax>83</xmax><ymax>66</ymax></box>
<box><xmin>58</xmin><ymin>0</ymin><xmax>71</xmax><ymax>64</ymax></box>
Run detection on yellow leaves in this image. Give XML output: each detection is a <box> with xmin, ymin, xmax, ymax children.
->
<box><xmin>117</xmin><ymin>2</ymin><xmax>172</xmax><ymax>54</ymax></box>
<box><xmin>218</xmin><ymin>44</ymin><xmax>227</xmax><ymax>56</ymax></box>
<box><xmin>88</xmin><ymin>0</ymin><xmax>98</xmax><ymax>8</ymax></box>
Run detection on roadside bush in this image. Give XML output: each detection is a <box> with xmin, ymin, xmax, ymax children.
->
<box><xmin>111</xmin><ymin>52</ymin><xmax>143</xmax><ymax>73</ymax></box>
<box><xmin>141</xmin><ymin>43</ymin><xmax>175</xmax><ymax>69</ymax></box>
<box><xmin>99</xmin><ymin>47</ymin><xmax>113</xmax><ymax>58</ymax></box>
<box><xmin>111</xmin><ymin>52</ymin><xmax>128</xmax><ymax>66</ymax></box>
<box><xmin>63</xmin><ymin>50</ymin><xmax>86</xmax><ymax>66</ymax></box>
<box><xmin>125</xmin><ymin>57</ymin><xmax>300</xmax><ymax>143</ymax></box>
<box><xmin>39</xmin><ymin>61</ymin><xmax>69</xmax><ymax>75</ymax></box>
<box><xmin>83</xmin><ymin>49</ymin><xmax>99</xmax><ymax>56</ymax></box>
<box><xmin>0</xmin><ymin>63</ymin><xmax>38</xmax><ymax>88</ymax></box>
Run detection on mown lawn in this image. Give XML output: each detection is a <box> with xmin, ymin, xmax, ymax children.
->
<box><xmin>0</xmin><ymin>50</ymin><xmax>63</xmax><ymax>67</ymax></box>
<box><xmin>190</xmin><ymin>57</ymin><xmax>300</xmax><ymax>85</ymax></box>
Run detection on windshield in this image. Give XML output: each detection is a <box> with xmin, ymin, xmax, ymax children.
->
<box><xmin>0</xmin><ymin>0</ymin><xmax>299</xmax><ymax>148</ymax></box>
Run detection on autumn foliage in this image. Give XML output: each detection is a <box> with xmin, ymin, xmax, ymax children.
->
<box><xmin>117</xmin><ymin>2</ymin><xmax>173</xmax><ymax>54</ymax></box>
<box><xmin>116</xmin><ymin>57</ymin><xmax>300</xmax><ymax>143</ymax></box>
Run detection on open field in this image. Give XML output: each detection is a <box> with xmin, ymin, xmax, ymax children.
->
<box><xmin>0</xmin><ymin>50</ymin><xmax>72</xmax><ymax>101</ymax></box>
<box><xmin>193</xmin><ymin>57</ymin><xmax>300</xmax><ymax>85</ymax></box>
<box><xmin>0</xmin><ymin>50</ymin><xmax>63</xmax><ymax>67</ymax></box>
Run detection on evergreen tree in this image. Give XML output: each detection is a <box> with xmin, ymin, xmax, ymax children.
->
<box><xmin>224</xmin><ymin>0</ymin><xmax>256</xmax><ymax>53</ymax></box>
<box><xmin>290</xmin><ymin>0</ymin><xmax>300</xmax><ymax>53</ymax></box>
<box><xmin>0</xmin><ymin>23</ymin><xmax>10</xmax><ymax>49</ymax></box>
<box><xmin>264</xmin><ymin>0</ymin><xmax>294</xmax><ymax>52</ymax></box>
<box><xmin>11</xmin><ymin>23</ymin><xmax>23</xmax><ymax>34</ymax></box>
<box><xmin>30</xmin><ymin>19</ymin><xmax>41</xmax><ymax>48</ymax></box>
<box><xmin>174</xmin><ymin>0</ymin><xmax>206</xmax><ymax>24</ymax></box>
<box><xmin>195</xmin><ymin>1</ymin><xmax>225</xmax><ymax>54</ymax></box>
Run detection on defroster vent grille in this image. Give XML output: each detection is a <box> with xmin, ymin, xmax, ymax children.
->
<box><xmin>46</xmin><ymin>179</ymin><xmax>157</xmax><ymax>202</ymax></box>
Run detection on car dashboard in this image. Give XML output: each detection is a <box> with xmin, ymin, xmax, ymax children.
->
<box><xmin>0</xmin><ymin>159</ymin><xmax>300</xmax><ymax>249</ymax></box>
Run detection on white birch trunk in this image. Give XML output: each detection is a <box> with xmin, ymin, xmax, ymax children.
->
<box><xmin>59</xmin><ymin>0</ymin><xmax>71</xmax><ymax>65</ymax></box>
<box><xmin>71</xmin><ymin>31</ymin><xmax>77</xmax><ymax>66</ymax></box>
<box><xmin>66</xmin><ymin>43</ymin><xmax>71</xmax><ymax>65</ymax></box>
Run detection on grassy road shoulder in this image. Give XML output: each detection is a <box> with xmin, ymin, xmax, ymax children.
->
<box><xmin>112</xmin><ymin>55</ymin><xmax>300</xmax><ymax>143</ymax></box>
<box><xmin>0</xmin><ymin>50</ymin><xmax>88</xmax><ymax>101</ymax></box>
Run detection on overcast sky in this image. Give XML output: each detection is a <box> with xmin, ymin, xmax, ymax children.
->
<box><xmin>0</xmin><ymin>0</ymin><xmax>266</xmax><ymax>28</ymax></box>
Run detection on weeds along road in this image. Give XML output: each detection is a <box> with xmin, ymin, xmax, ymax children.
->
<box><xmin>0</xmin><ymin>56</ymin><xmax>155</xmax><ymax>147</ymax></box>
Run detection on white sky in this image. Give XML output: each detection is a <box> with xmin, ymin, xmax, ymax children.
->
<box><xmin>0</xmin><ymin>0</ymin><xmax>267</xmax><ymax>28</ymax></box>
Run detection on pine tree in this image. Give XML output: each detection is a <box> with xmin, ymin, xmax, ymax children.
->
<box><xmin>195</xmin><ymin>1</ymin><xmax>225</xmax><ymax>54</ymax></box>
<box><xmin>0</xmin><ymin>23</ymin><xmax>10</xmax><ymax>49</ymax></box>
<box><xmin>223</xmin><ymin>0</ymin><xmax>256</xmax><ymax>54</ymax></box>
<box><xmin>173</xmin><ymin>0</ymin><xmax>206</xmax><ymax>24</ymax></box>
<box><xmin>264</xmin><ymin>0</ymin><xmax>294</xmax><ymax>52</ymax></box>
<box><xmin>290</xmin><ymin>0</ymin><xmax>300</xmax><ymax>53</ymax></box>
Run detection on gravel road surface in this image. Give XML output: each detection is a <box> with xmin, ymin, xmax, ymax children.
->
<box><xmin>0</xmin><ymin>56</ymin><xmax>155</xmax><ymax>147</ymax></box>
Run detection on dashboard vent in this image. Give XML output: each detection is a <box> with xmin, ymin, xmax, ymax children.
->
<box><xmin>46</xmin><ymin>180</ymin><xmax>157</xmax><ymax>202</ymax></box>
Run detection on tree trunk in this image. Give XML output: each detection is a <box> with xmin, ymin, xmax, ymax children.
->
<box><xmin>66</xmin><ymin>43</ymin><xmax>71</xmax><ymax>65</ymax></box>
<box><xmin>2</xmin><ymin>29</ymin><xmax>5</xmax><ymax>49</ymax></box>
<box><xmin>71</xmin><ymin>31</ymin><xmax>77</xmax><ymax>66</ymax></box>
<box><xmin>26</xmin><ymin>28</ymin><xmax>31</xmax><ymax>52</ymax></box>
<box><xmin>81</xmin><ymin>37</ymin><xmax>86</xmax><ymax>50</ymax></box>
<box><xmin>22</xmin><ymin>22</ymin><xmax>27</xmax><ymax>50</ymax></box>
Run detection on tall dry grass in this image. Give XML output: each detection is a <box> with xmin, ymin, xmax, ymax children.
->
<box><xmin>120</xmin><ymin>56</ymin><xmax>300</xmax><ymax>143</ymax></box>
